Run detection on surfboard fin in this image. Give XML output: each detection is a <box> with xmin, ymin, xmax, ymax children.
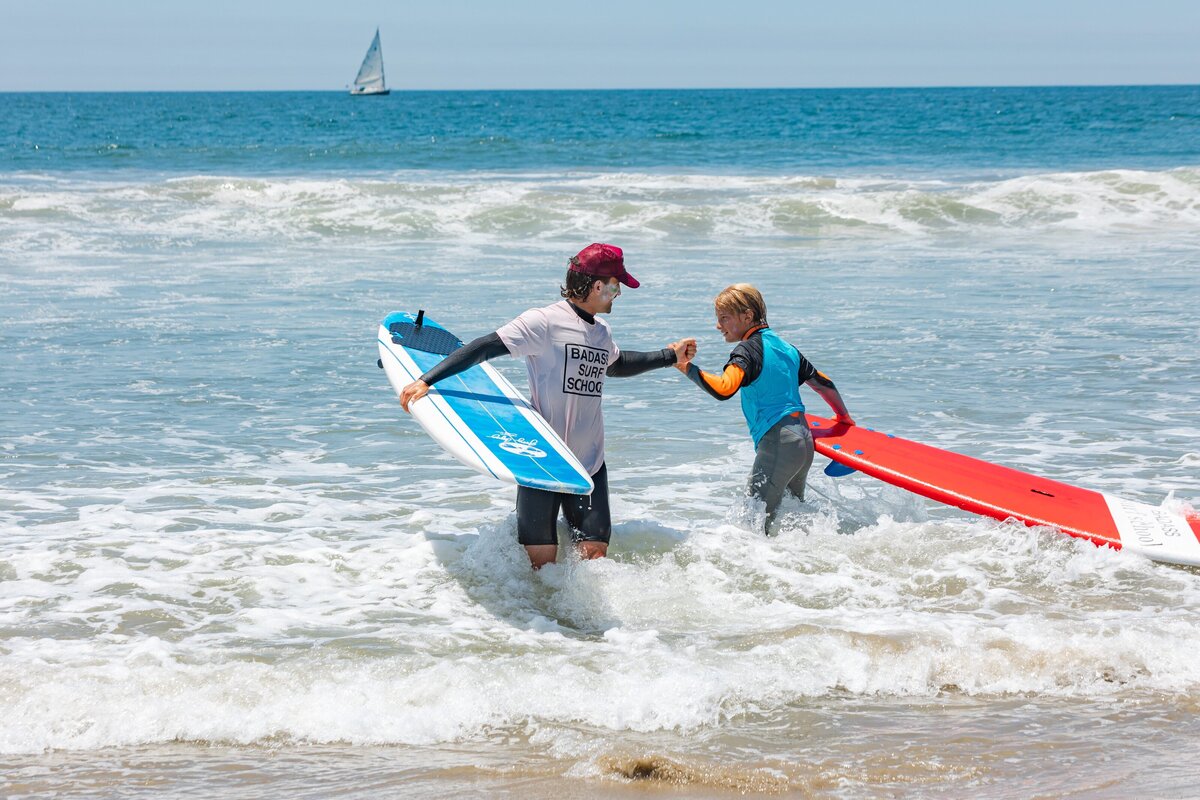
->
<box><xmin>415</xmin><ymin>309</ymin><xmax>425</xmax><ymax>328</ymax></box>
<box><xmin>824</xmin><ymin>460</ymin><xmax>857</xmax><ymax>477</ymax></box>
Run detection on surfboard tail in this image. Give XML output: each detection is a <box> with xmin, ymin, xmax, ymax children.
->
<box><xmin>806</xmin><ymin>414</ymin><xmax>1200</xmax><ymax>567</ymax></box>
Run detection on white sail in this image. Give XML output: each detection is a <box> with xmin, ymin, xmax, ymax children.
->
<box><xmin>351</xmin><ymin>29</ymin><xmax>388</xmax><ymax>94</ymax></box>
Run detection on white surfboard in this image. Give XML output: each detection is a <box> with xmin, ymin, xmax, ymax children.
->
<box><xmin>377</xmin><ymin>310</ymin><xmax>594</xmax><ymax>495</ymax></box>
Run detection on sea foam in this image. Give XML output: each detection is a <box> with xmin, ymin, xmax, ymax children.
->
<box><xmin>2</xmin><ymin>168</ymin><xmax>1199</xmax><ymax>254</ymax></box>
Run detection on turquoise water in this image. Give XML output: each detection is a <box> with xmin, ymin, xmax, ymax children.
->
<box><xmin>2</xmin><ymin>88</ymin><xmax>1200</xmax><ymax>798</ymax></box>
<box><xmin>5</xmin><ymin>86</ymin><xmax>1200</xmax><ymax>174</ymax></box>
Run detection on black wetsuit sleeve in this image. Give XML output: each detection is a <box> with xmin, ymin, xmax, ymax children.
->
<box><xmin>794</xmin><ymin>349</ymin><xmax>819</xmax><ymax>386</ymax></box>
<box><xmin>796</xmin><ymin>350</ymin><xmax>841</xmax><ymax>391</ymax></box>
<box><xmin>606</xmin><ymin>348</ymin><xmax>677</xmax><ymax>377</ymax></box>
<box><xmin>727</xmin><ymin>340</ymin><xmax>760</xmax><ymax>384</ymax></box>
<box><xmin>419</xmin><ymin>332</ymin><xmax>510</xmax><ymax>385</ymax></box>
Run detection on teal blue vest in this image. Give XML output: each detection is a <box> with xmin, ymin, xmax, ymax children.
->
<box><xmin>740</xmin><ymin>328</ymin><xmax>806</xmax><ymax>447</ymax></box>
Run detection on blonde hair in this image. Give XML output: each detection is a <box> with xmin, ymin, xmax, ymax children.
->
<box><xmin>714</xmin><ymin>283</ymin><xmax>767</xmax><ymax>325</ymax></box>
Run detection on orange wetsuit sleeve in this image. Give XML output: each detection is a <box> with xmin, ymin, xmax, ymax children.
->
<box><xmin>685</xmin><ymin>363</ymin><xmax>745</xmax><ymax>401</ymax></box>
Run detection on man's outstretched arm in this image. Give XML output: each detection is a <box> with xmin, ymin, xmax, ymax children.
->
<box><xmin>606</xmin><ymin>338</ymin><xmax>696</xmax><ymax>377</ymax></box>
<box><xmin>399</xmin><ymin>332</ymin><xmax>510</xmax><ymax>411</ymax></box>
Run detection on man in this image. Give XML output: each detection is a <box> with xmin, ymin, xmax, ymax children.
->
<box><xmin>399</xmin><ymin>243</ymin><xmax>696</xmax><ymax>568</ymax></box>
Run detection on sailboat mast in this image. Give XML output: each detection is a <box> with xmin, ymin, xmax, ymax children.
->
<box><xmin>376</xmin><ymin>28</ymin><xmax>386</xmax><ymax>89</ymax></box>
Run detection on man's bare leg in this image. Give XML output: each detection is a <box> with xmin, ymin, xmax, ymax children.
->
<box><xmin>525</xmin><ymin>544</ymin><xmax>557</xmax><ymax>569</ymax></box>
<box><xmin>575</xmin><ymin>541</ymin><xmax>607</xmax><ymax>560</ymax></box>
<box><xmin>524</xmin><ymin>542</ymin><xmax>607</xmax><ymax>567</ymax></box>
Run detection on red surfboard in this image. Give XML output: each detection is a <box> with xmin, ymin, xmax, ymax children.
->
<box><xmin>806</xmin><ymin>415</ymin><xmax>1200</xmax><ymax>567</ymax></box>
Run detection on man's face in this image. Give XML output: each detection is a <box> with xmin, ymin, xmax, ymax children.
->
<box><xmin>597</xmin><ymin>277</ymin><xmax>621</xmax><ymax>313</ymax></box>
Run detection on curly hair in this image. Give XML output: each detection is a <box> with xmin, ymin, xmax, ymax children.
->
<box><xmin>560</xmin><ymin>259</ymin><xmax>603</xmax><ymax>301</ymax></box>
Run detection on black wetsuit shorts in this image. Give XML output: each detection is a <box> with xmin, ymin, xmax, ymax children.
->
<box><xmin>515</xmin><ymin>463</ymin><xmax>611</xmax><ymax>546</ymax></box>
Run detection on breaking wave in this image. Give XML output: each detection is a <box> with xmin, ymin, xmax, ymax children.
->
<box><xmin>2</xmin><ymin>167</ymin><xmax>1199</xmax><ymax>254</ymax></box>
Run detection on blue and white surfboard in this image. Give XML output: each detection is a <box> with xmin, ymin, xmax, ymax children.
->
<box><xmin>377</xmin><ymin>311</ymin><xmax>594</xmax><ymax>495</ymax></box>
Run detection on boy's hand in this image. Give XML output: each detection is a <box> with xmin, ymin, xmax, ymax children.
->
<box><xmin>668</xmin><ymin>338</ymin><xmax>697</xmax><ymax>370</ymax></box>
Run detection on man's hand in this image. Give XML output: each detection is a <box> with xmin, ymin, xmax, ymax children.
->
<box><xmin>836</xmin><ymin>414</ymin><xmax>856</xmax><ymax>426</ymax></box>
<box><xmin>668</xmin><ymin>338</ymin><xmax>697</xmax><ymax>372</ymax></box>
<box><xmin>399</xmin><ymin>380</ymin><xmax>430</xmax><ymax>412</ymax></box>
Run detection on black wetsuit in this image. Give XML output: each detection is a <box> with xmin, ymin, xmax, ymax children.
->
<box><xmin>419</xmin><ymin>302</ymin><xmax>676</xmax><ymax>546</ymax></box>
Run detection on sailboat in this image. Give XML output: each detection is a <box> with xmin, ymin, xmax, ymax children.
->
<box><xmin>350</xmin><ymin>28</ymin><xmax>390</xmax><ymax>96</ymax></box>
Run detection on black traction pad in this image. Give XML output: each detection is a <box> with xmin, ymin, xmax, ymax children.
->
<box><xmin>389</xmin><ymin>321</ymin><xmax>463</xmax><ymax>356</ymax></box>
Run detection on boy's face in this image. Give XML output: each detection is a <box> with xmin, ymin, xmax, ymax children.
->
<box><xmin>715</xmin><ymin>307</ymin><xmax>755</xmax><ymax>342</ymax></box>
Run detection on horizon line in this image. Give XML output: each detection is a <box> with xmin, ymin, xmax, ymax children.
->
<box><xmin>2</xmin><ymin>82</ymin><xmax>1199</xmax><ymax>94</ymax></box>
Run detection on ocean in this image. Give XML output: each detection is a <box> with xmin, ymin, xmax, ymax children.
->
<box><xmin>1</xmin><ymin>87</ymin><xmax>1199</xmax><ymax>798</ymax></box>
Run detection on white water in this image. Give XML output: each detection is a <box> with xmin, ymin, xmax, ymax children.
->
<box><xmin>2</xmin><ymin>168</ymin><xmax>1199</xmax><ymax>796</ymax></box>
<box><xmin>2</xmin><ymin>168</ymin><xmax>1199</xmax><ymax>254</ymax></box>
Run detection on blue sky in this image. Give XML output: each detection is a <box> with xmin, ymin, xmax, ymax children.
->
<box><xmin>2</xmin><ymin>0</ymin><xmax>1198</xmax><ymax>91</ymax></box>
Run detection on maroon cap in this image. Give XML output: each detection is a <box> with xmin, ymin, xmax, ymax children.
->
<box><xmin>568</xmin><ymin>243</ymin><xmax>640</xmax><ymax>288</ymax></box>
